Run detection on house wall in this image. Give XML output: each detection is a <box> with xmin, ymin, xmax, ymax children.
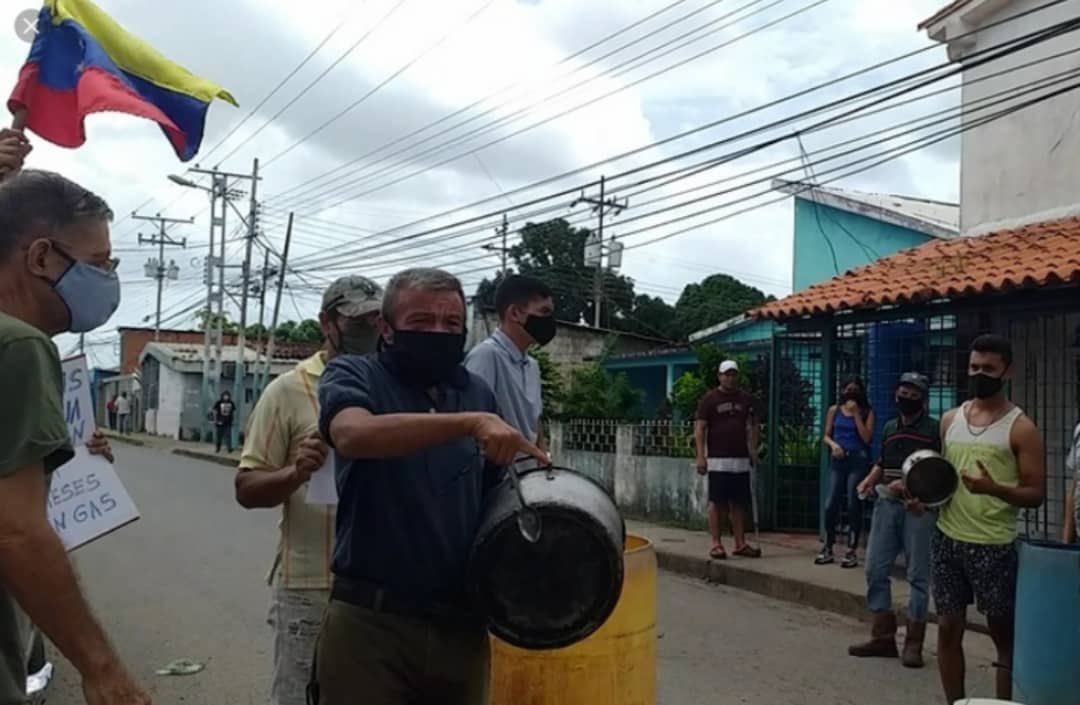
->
<box><xmin>792</xmin><ymin>199</ymin><xmax>933</xmax><ymax>290</ymax></box>
<box><xmin>955</xmin><ymin>0</ymin><xmax>1080</xmax><ymax>233</ymax></box>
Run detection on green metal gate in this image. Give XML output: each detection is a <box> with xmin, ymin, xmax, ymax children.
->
<box><xmin>763</xmin><ymin>333</ymin><xmax>824</xmax><ymax>532</ymax></box>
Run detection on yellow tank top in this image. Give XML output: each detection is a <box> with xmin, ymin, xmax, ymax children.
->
<box><xmin>938</xmin><ymin>402</ymin><xmax>1023</xmax><ymax>545</ymax></box>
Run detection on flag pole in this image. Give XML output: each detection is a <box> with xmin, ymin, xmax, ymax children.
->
<box><xmin>11</xmin><ymin>108</ymin><xmax>26</xmax><ymax>131</ymax></box>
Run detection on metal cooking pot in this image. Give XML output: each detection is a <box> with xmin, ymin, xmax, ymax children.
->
<box><xmin>467</xmin><ymin>465</ymin><xmax>625</xmax><ymax>651</ymax></box>
<box><xmin>902</xmin><ymin>449</ymin><xmax>959</xmax><ymax>508</ymax></box>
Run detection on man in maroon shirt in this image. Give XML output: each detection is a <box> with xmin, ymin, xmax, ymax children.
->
<box><xmin>695</xmin><ymin>360</ymin><xmax>763</xmax><ymax>559</ymax></box>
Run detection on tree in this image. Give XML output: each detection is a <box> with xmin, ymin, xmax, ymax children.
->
<box><xmin>194</xmin><ymin>310</ymin><xmax>238</xmax><ymax>334</ymax></box>
<box><xmin>673</xmin><ymin>274</ymin><xmax>773</xmax><ymax>338</ymax></box>
<box><xmin>532</xmin><ymin>347</ymin><xmax>564</xmax><ymax>420</ymax></box>
<box><xmin>560</xmin><ymin>363</ymin><xmax>644</xmax><ymax>420</ymax></box>
<box><xmin>270</xmin><ymin>319</ymin><xmax>323</xmax><ymax>343</ymax></box>
<box><xmin>615</xmin><ymin>294</ymin><xmax>677</xmax><ymax>340</ymax></box>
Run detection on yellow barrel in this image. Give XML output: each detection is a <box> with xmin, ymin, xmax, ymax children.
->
<box><xmin>490</xmin><ymin>534</ymin><xmax>657</xmax><ymax>705</ymax></box>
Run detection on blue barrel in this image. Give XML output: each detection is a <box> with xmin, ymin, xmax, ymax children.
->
<box><xmin>1014</xmin><ymin>540</ymin><xmax>1080</xmax><ymax>705</ymax></box>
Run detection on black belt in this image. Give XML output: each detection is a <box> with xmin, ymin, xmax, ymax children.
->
<box><xmin>330</xmin><ymin>578</ymin><xmax>480</xmax><ymax>627</ymax></box>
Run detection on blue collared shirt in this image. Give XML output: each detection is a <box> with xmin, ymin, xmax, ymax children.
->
<box><xmin>464</xmin><ymin>329</ymin><xmax>542</xmax><ymax>443</ymax></box>
<box><xmin>318</xmin><ymin>352</ymin><xmax>500</xmax><ymax>604</ymax></box>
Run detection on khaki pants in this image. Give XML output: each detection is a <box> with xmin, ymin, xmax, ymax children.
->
<box><xmin>267</xmin><ymin>587</ymin><xmax>330</xmax><ymax>705</ymax></box>
<box><xmin>313</xmin><ymin>599</ymin><xmax>489</xmax><ymax>705</ymax></box>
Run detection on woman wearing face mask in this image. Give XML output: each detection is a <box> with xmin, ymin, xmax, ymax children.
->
<box><xmin>818</xmin><ymin>375</ymin><xmax>875</xmax><ymax>568</ymax></box>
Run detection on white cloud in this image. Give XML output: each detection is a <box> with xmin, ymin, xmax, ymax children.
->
<box><xmin>5</xmin><ymin>0</ymin><xmax>965</xmax><ymax>364</ymax></box>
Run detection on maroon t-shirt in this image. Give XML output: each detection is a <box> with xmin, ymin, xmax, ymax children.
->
<box><xmin>695</xmin><ymin>388</ymin><xmax>759</xmax><ymax>458</ymax></box>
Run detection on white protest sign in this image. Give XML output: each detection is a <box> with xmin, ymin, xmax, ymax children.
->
<box><xmin>305</xmin><ymin>456</ymin><xmax>338</xmax><ymax>506</ymax></box>
<box><xmin>47</xmin><ymin>356</ymin><xmax>140</xmax><ymax>551</ymax></box>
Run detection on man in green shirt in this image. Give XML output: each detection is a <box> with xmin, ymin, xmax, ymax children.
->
<box><xmin>0</xmin><ymin>170</ymin><xmax>149</xmax><ymax>705</ymax></box>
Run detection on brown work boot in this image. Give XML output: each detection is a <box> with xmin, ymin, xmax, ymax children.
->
<box><xmin>848</xmin><ymin>612</ymin><xmax>899</xmax><ymax>658</ymax></box>
<box><xmin>901</xmin><ymin>620</ymin><xmax>926</xmax><ymax>668</ymax></box>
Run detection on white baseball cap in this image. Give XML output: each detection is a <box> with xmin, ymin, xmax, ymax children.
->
<box><xmin>719</xmin><ymin>360</ymin><xmax>739</xmax><ymax>374</ymax></box>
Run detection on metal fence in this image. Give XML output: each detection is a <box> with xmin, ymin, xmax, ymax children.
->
<box><xmin>632</xmin><ymin>420</ymin><xmax>696</xmax><ymax>458</ymax></box>
<box><xmin>562</xmin><ymin>418</ymin><xmax>618</xmax><ymax>453</ymax></box>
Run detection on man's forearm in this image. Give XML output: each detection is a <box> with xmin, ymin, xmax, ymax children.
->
<box><xmin>989</xmin><ymin>483</ymin><xmax>1044</xmax><ymax>508</ymax></box>
<box><xmin>864</xmin><ymin>465</ymin><xmax>884</xmax><ymax>484</ymax></box>
<box><xmin>694</xmin><ymin>428</ymin><xmax>706</xmax><ymax>461</ymax></box>
<box><xmin>0</xmin><ymin>523</ymin><xmax>119</xmax><ymax>679</ymax></box>
<box><xmin>235</xmin><ymin>466</ymin><xmax>305</xmax><ymax>508</ymax></box>
<box><xmin>334</xmin><ymin>412</ymin><xmax>480</xmax><ymax>459</ymax></box>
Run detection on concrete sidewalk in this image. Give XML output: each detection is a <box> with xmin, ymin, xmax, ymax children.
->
<box><xmin>104</xmin><ymin>430</ymin><xmax>239</xmax><ymax>469</ymax></box>
<box><xmin>108</xmin><ymin>433</ymin><xmax>989</xmax><ymax>637</ymax></box>
<box><xmin>627</xmin><ymin>519</ymin><xmax>989</xmax><ymax>635</ymax></box>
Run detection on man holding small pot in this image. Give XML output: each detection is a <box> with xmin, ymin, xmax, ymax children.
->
<box><xmin>850</xmin><ymin>372</ymin><xmax>939</xmax><ymax>667</ymax></box>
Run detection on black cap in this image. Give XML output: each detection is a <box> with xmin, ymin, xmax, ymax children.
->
<box><xmin>898</xmin><ymin>372</ymin><xmax>929</xmax><ymax>396</ymax></box>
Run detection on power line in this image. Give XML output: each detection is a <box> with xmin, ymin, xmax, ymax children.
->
<box><xmin>276</xmin><ymin>0</ymin><xmax>818</xmax><ymax>212</ymax></box>
<box><xmin>198</xmin><ymin>10</ymin><xmax>353</xmax><ymax>163</ymax></box>
<box><xmin>286</xmin><ymin>18</ymin><xmax>1072</xmax><ymax>273</ymax></box>
<box><xmin>267</xmin><ymin>0</ymin><xmax>733</xmax><ymax>200</ymax></box>
<box><xmin>264</xmin><ymin>0</ymin><xmax>498</xmax><ymax>167</ymax></box>
<box><xmin>278</xmin><ymin>0</ymin><xmax>1069</xmax><ymax>263</ymax></box>
<box><xmin>214</xmin><ymin>0</ymin><xmax>411</xmax><ymax>166</ymax></box>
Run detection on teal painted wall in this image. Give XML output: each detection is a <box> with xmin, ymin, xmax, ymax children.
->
<box><xmin>792</xmin><ymin>198</ymin><xmax>934</xmax><ymax>291</ymax></box>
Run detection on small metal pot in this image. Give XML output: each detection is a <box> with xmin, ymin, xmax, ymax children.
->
<box><xmin>902</xmin><ymin>449</ymin><xmax>959</xmax><ymax>508</ymax></box>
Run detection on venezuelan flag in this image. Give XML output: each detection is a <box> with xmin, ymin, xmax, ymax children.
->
<box><xmin>8</xmin><ymin>0</ymin><xmax>237</xmax><ymax>162</ymax></box>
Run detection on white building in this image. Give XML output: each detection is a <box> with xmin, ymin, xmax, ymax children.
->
<box><xmin>921</xmin><ymin>0</ymin><xmax>1080</xmax><ymax>233</ymax></box>
<box><xmin>139</xmin><ymin>343</ymin><xmax>299</xmax><ymax>441</ymax></box>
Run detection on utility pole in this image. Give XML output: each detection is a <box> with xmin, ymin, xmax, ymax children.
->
<box><xmin>232</xmin><ymin>158</ymin><xmax>260</xmax><ymax>448</ymax></box>
<box><xmin>482</xmin><ymin>212</ymin><xmax>510</xmax><ymax>276</ymax></box>
<box><xmin>134</xmin><ymin>213</ymin><xmax>190</xmax><ymax>340</ymax></box>
<box><xmin>258</xmin><ymin>213</ymin><xmax>293</xmax><ymax>398</ymax></box>
<box><xmin>571</xmin><ymin>175</ymin><xmax>627</xmax><ymax>328</ymax></box>
<box><xmin>186</xmin><ymin>164</ymin><xmax>257</xmax><ymax>444</ymax></box>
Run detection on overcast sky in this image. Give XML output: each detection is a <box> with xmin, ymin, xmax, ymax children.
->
<box><xmin>1</xmin><ymin>0</ymin><xmax>960</xmax><ymax>366</ymax></box>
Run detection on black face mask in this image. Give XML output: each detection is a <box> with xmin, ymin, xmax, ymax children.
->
<box><xmin>523</xmin><ymin>314</ymin><xmax>557</xmax><ymax>346</ymax></box>
<box><xmin>895</xmin><ymin>396</ymin><xmax>923</xmax><ymax>416</ymax></box>
<box><xmin>386</xmin><ymin>329</ymin><xmax>466</xmax><ymax>388</ymax></box>
<box><xmin>969</xmin><ymin>372</ymin><xmax>1004</xmax><ymax>400</ymax></box>
<box><xmin>331</xmin><ymin>317</ymin><xmax>379</xmax><ymax>356</ymax></box>
<box><xmin>841</xmin><ymin>390</ymin><xmax>861</xmax><ymax>403</ymax></box>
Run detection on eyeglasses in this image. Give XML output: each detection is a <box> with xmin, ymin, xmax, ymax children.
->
<box><xmin>51</xmin><ymin>241</ymin><xmax>120</xmax><ymax>272</ymax></box>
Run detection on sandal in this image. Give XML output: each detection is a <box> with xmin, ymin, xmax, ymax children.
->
<box><xmin>709</xmin><ymin>544</ymin><xmax>727</xmax><ymax>560</ymax></box>
<box><xmin>734</xmin><ymin>544</ymin><xmax>762</xmax><ymax>558</ymax></box>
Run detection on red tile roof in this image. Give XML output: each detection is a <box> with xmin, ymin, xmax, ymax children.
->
<box><xmin>753</xmin><ymin>216</ymin><xmax>1080</xmax><ymax>320</ymax></box>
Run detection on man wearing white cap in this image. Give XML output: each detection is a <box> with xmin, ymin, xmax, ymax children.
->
<box><xmin>694</xmin><ymin>359</ymin><xmax>762</xmax><ymax>559</ymax></box>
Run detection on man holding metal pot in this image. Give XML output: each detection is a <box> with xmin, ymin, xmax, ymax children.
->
<box><xmin>849</xmin><ymin>372</ymin><xmax>939</xmax><ymax>668</ymax></box>
<box><xmin>314</xmin><ymin>268</ymin><xmax>548</xmax><ymax>705</ymax></box>
<box><xmin>933</xmin><ymin>334</ymin><xmax>1045</xmax><ymax>704</ymax></box>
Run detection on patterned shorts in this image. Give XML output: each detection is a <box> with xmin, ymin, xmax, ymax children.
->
<box><xmin>931</xmin><ymin>528</ymin><xmax>1017</xmax><ymax>619</ymax></box>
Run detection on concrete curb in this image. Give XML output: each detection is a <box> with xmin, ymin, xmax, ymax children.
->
<box><xmin>172</xmin><ymin>448</ymin><xmax>239</xmax><ymax>469</ymax></box>
<box><xmin>654</xmin><ymin>547</ymin><xmax>990</xmax><ymax>636</ymax></box>
<box><xmin>102</xmin><ymin>433</ymin><xmax>146</xmax><ymax>447</ymax></box>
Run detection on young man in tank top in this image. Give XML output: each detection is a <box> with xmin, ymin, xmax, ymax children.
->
<box><xmin>933</xmin><ymin>334</ymin><xmax>1045</xmax><ymax>704</ymax></box>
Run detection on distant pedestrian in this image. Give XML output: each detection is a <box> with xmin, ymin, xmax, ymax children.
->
<box><xmin>115</xmin><ymin>391</ymin><xmax>132</xmax><ymax>435</ymax></box>
<box><xmin>212</xmin><ymin>391</ymin><xmax>236</xmax><ymax>453</ymax></box>
<box><xmin>849</xmin><ymin>372</ymin><xmax>938</xmax><ymax>667</ymax></box>
<box><xmin>107</xmin><ymin>393</ymin><xmax>118</xmax><ymax>430</ymax></box>
<box><xmin>934</xmin><ymin>334</ymin><xmax>1044</xmax><ymax>703</ymax></box>
<box><xmin>694</xmin><ymin>360</ymin><xmax>762</xmax><ymax>560</ymax></box>
<box><xmin>817</xmin><ymin>375</ymin><xmax>875</xmax><ymax>568</ymax></box>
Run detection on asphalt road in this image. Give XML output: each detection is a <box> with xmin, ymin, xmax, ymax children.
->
<box><xmin>49</xmin><ymin>446</ymin><xmax>995</xmax><ymax>704</ymax></box>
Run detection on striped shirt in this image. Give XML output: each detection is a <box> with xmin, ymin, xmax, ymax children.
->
<box><xmin>239</xmin><ymin>353</ymin><xmax>335</xmax><ymax>590</ymax></box>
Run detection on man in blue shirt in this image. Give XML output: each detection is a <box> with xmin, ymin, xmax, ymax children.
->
<box><xmin>315</xmin><ymin>267</ymin><xmax>547</xmax><ymax>705</ymax></box>
<box><xmin>465</xmin><ymin>274</ymin><xmax>555</xmax><ymax>448</ymax></box>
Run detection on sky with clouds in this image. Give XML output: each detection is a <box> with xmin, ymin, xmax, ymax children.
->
<box><xmin>0</xmin><ymin>0</ymin><xmax>962</xmax><ymax>366</ymax></box>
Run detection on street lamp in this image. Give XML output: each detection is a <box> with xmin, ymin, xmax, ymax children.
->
<box><xmin>168</xmin><ymin>173</ymin><xmax>206</xmax><ymax>191</ymax></box>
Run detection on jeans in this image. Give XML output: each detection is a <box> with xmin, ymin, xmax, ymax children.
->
<box><xmin>865</xmin><ymin>494</ymin><xmax>936</xmax><ymax>620</ymax></box>
<box><xmin>823</xmin><ymin>450</ymin><xmax>869</xmax><ymax>548</ymax></box>
<box><xmin>117</xmin><ymin>414</ymin><xmax>131</xmax><ymax>434</ymax></box>
<box><xmin>215</xmin><ymin>425</ymin><xmax>233</xmax><ymax>453</ymax></box>
<box><xmin>267</xmin><ymin>587</ymin><xmax>329</xmax><ymax>705</ymax></box>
